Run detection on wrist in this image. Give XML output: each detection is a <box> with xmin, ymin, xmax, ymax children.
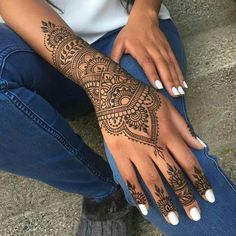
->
<box><xmin>128</xmin><ymin>0</ymin><xmax>160</xmax><ymax>23</ymax></box>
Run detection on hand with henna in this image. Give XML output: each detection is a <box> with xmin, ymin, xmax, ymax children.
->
<box><xmin>41</xmin><ymin>21</ymin><xmax>215</xmax><ymax>226</ymax></box>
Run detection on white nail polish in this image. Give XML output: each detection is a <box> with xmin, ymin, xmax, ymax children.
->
<box><xmin>138</xmin><ymin>204</ymin><xmax>148</xmax><ymax>215</ymax></box>
<box><xmin>167</xmin><ymin>212</ymin><xmax>179</xmax><ymax>225</ymax></box>
<box><xmin>172</xmin><ymin>87</ymin><xmax>180</xmax><ymax>96</ymax></box>
<box><xmin>205</xmin><ymin>189</ymin><xmax>215</xmax><ymax>203</ymax></box>
<box><xmin>183</xmin><ymin>81</ymin><xmax>188</xmax><ymax>88</ymax></box>
<box><xmin>155</xmin><ymin>80</ymin><xmax>164</xmax><ymax>90</ymax></box>
<box><xmin>190</xmin><ymin>207</ymin><xmax>201</xmax><ymax>221</ymax></box>
<box><xmin>178</xmin><ymin>86</ymin><xmax>185</xmax><ymax>95</ymax></box>
<box><xmin>196</xmin><ymin>137</ymin><xmax>207</xmax><ymax>148</ymax></box>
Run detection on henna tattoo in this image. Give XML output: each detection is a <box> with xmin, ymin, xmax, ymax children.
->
<box><xmin>192</xmin><ymin>167</ymin><xmax>212</xmax><ymax>195</ymax></box>
<box><xmin>166</xmin><ymin>163</ymin><xmax>194</xmax><ymax>206</ymax></box>
<box><xmin>41</xmin><ymin>21</ymin><xmax>164</xmax><ymax>157</ymax></box>
<box><xmin>154</xmin><ymin>184</ymin><xmax>176</xmax><ymax>216</ymax></box>
<box><xmin>187</xmin><ymin>123</ymin><xmax>197</xmax><ymax>138</ymax></box>
<box><xmin>127</xmin><ymin>180</ymin><xmax>146</xmax><ymax>204</ymax></box>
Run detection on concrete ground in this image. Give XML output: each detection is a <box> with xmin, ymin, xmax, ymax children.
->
<box><xmin>0</xmin><ymin>0</ymin><xmax>236</xmax><ymax>235</ymax></box>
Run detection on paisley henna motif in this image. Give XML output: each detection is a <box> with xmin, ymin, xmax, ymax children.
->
<box><xmin>166</xmin><ymin>163</ymin><xmax>194</xmax><ymax>206</ymax></box>
<box><xmin>154</xmin><ymin>184</ymin><xmax>176</xmax><ymax>216</ymax></box>
<box><xmin>41</xmin><ymin>21</ymin><xmax>164</xmax><ymax>157</ymax></box>
<box><xmin>127</xmin><ymin>180</ymin><xmax>146</xmax><ymax>205</ymax></box>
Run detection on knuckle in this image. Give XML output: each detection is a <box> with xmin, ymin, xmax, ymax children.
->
<box><xmin>144</xmin><ymin>173</ymin><xmax>160</xmax><ymax>185</ymax></box>
<box><xmin>140</xmin><ymin>56</ymin><xmax>153</xmax><ymax>67</ymax></box>
<box><xmin>183</xmin><ymin>158</ymin><xmax>198</xmax><ymax>172</ymax></box>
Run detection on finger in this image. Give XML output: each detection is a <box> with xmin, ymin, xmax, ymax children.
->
<box><xmin>111</xmin><ymin>39</ymin><xmax>125</xmax><ymax>63</ymax></box>
<box><xmin>114</xmin><ymin>156</ymin><xmax>150</xmax><ymax>215</ymax></box>
<box><xmin>165</xmin><ymin>99</ymin><xmax>207</xmax><ymax>149</ymax></box>
<box><xmin>158</xmin><ymin>47</ymin><xmax>184</xmax><ymax>96</ymax></box>
<box><xmin>159</xmin><ymin>31</ymin><xmax>187</xmax><ymax>90</ymax></box>
<box><xmin>168</xmin><ymin>49</ymin><xmax>186</xmax><ymax>89</ymax></box>
<box><xmin>166</xmin><ymin>136</ymin><xmax>215</xmax><ymax>203</ymax></box>
<box><xmin>150</xmin><ymin>49</ymin><xmax>180</xmax><ymax>97</ymax></box>
<box><xmin>133</xmin><ymin>155</ymin><xmax>179</xmax><ymax>225</ymax></box>
<box><xmin>128</xmin><ymin>46</ymin><xmax>163</xmax><ymax>90</ymax></box>
<box><xmin>152</xmin><ymin>148</ymin><xmax>201</xmax><ymax>221</ymax></box>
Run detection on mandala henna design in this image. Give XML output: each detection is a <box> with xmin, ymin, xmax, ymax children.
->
<box><xmin>127</xmin><ymin>180</ymin><xmax>146</xmax><ymax>205</ymax></box>
<box><xmin>167</xmin><ymin>163</ymin><xmax>194</xmax><ymax>206</ymax></box>
<box><xmin>41</xmin><ymin>21</ymin><xmax>165</xmax><ymax>157</ymax></box>
<box><xmin>154</xmin><ymin>184</ymin><xmax>176</xmax><ymax>216</ymax></box>
<box><xmin>192</xmin><ymin>167</ymin><xmax>212</xmax><ymax>195</ymax></box>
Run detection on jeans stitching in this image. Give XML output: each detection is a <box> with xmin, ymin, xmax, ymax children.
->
<box><xmin>1</xmin><ymin>86</ymin><xmax>114</xmax><ymax>185</ymax></box>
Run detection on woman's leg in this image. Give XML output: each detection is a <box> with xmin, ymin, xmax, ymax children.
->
<box><xmin>0</xmin><ymin>23</ymin><xmax>118</xmax><ymax>202</ymax></box>
<box><xmin>91</xmin><ymin>19</ymin><xmax>236</xmax><ymax>235</ymax></box>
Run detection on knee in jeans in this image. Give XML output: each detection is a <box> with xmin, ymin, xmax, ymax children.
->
<box><xmin>0</xmin><ymin>24</ymin><xmax>34</xmax><ymax>87</ymax></box>
<box><xmin>119</xmin><ymin>54</ymin><xmax>150</xmax><ymax>86</ymax></box>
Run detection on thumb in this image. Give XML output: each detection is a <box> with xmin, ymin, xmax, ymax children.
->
<box><xmin>111</xmin><ymin>40</ymin><xmax>125</xmax><ymax>63</ymax></box>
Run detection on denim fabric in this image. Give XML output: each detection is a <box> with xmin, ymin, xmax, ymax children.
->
<box><xmin>0</xmin><ymin>19</ymin><xmax>235</xmax><ymax>235</ymax></box>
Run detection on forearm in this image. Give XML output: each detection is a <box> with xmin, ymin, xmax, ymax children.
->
<box><xmin>129</xmin><ymin>0</ymin><xmax>162</xmax><ymax>22</ymax></box>
<box><xmin>0</xmin><ymin>0</ymin><xmax>147</xmax><ymax>113</ymax></box>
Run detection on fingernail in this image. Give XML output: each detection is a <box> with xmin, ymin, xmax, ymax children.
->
<box><xmin>190</xmin><ymin>207</ymin><xmax>201</xmax><ymax>221</ymax></box>
<box><xmin>205</xmin><ymin>189</ymin><xmax>215</xmax><ymax>203</ymax></box>
<box><xmin>155</xmin><ymin>80</ymin><xmax>164</xmax><ymax>90</ymax></box>
<box><xmin>172</xmin><ymin>87</ymin><xmax>180</xmax><ymax>96</ymax></box>
<box><xmin>178</xmin><ymin>86</ymin><xmax>185</xmax><ymax>95</ymax></box>
<box><xmin>183</xmin><ymin>81</ymin><xmax>188</xmax><ymax>88</ymax></box>
<box><xmin>138</xmin><ymin>204</ymin><xmax>148</xmax><ymax>215</ymax></box>
<box><xmin>196</xmin><ymin>137</ymin><xmax>207</xmax><ymax>148</ymax></box>
<box><xmin>167</xmin><ymin>212</ymin><xmax>179</xmax><ymax>225</ymax></box>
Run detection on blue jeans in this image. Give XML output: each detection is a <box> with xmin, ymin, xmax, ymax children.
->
<box><xmin>0</xmin><ymin>19</ymin><xmax>235</xmax><ymax>235</ymax></box>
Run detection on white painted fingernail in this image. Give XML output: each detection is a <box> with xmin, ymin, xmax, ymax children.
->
<box><xmin>205</xmin><ymin>189</ymin><xmax>215</xmax><ymax>203</ymax></box>
<box><xmin>183</xmin><ymin>81</ymin><xmax>188</xmax><ymax>88</ymax></box>
<box><xmin>168</xmin><ymin>212</ymin><xmax>179</xmax><ymax>225</ymax></box>
<box><xmin>172</xmin><ymin>87</ymin><xmax>180</xmax><ymax>96</ymax></box>
<box><xmin>138</xmin><ymin>204</ymin><xmax>148</xmax><ymax>215</ymax></box>
<box><xmin>196</xmin><ymin>137</ymin><xmax>207</xmax><ymax>148</ymax></box>
<box><xmin>155</xmin><ymin>80</ymin><xmax>164</xmax><ymax>90</ymax></box>
<box><xmin>190</xmin><ymin>207</ymin><xmax>201</xmax><ymax>221</ymax></box>
<box><xmin>178</xmin><ymin>86</ymin><xmax>185</xmax><ymax>95</ymax></box>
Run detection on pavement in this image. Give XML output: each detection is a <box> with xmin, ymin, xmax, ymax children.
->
<box><xmin>0</xmin><ymin>0</ymin><xmax>235</xmax><ymax>235</ymax></box>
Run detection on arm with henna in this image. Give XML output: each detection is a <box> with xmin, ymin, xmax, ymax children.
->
<box><xmin>0</xmin><ymin>0</ymin><xmax>214</xmax><ymax>223</ymax></box>
<box><xmin>0</xmin><ymin>0</ymin><xmax>163</xmax><ymax>157</ymax></box>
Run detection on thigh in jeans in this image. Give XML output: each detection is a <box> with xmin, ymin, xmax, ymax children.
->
<box><xmin>0</xmin><ymin>23</ymin><xmax>117</xmax><ymax>200</ymax></box>
<box><xmin>92</xmin><ymin>19</ymin><xmax>236</xmax><ymax>235</ymax></box>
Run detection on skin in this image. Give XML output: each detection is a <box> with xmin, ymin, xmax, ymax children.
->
<box><xmin>111</xmin><ymin>0</ymin><xmax>185</xmax><ymax>96</ymax></box>
<box><xmin>0</xmin><ymin>0</ymin><xmax>214</xmax><ymax>225</ymax></box>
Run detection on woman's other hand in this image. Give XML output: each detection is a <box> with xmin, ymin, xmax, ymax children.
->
<box><xmin>111</xmin><ymin>8</ymin><xmax>187</xmax><ymax>97</ymax></box>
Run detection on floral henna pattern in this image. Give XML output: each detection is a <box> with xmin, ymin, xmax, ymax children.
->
<box><xmin>127</xmin><ymin>180</ymin><xmax>146</xmax><ymax>205</ymax></box>
<box><xmin>41</xmin><ymin>21</ymin><xmax>164</xmax><ymax>157</ymax></box>
<box><xmin>154</xmin><ymin>184</ymin><xmax>176</xmax><ymax>216</ymax></box>
<box><xmin>167</xmin><ymin>163</ymin><xmax>194</xmax><ymax>206</ymax></box>
<box><xmin>192</xmin><ymin>167</ymin><xmax>212</xmax><ymax>195</ymax></box>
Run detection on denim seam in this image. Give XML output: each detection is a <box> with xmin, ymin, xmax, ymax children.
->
<box><xmin>180</xmin><ymin>96</ymin><xmax>236</xmax><ymax>193</ymax></box>
<box><xmin>1</xmin><ymin>87</ymin><xmax>114</xmax><ymax>185</ymax></box>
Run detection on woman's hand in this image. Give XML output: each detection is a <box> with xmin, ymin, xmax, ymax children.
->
<box><xmin>97</xmin><ymin>77</ymin><xmax>215</xmax><ymax>225</ymax></box>
<box><xmin>37</xmin><ymin>20</ymin><xmax>215</xmax><ymax>225</ymax></box>
<box><xmin>111</xmin><ymin>10</ymin><xmax>187</xmax><ymax>97</ymax></box>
